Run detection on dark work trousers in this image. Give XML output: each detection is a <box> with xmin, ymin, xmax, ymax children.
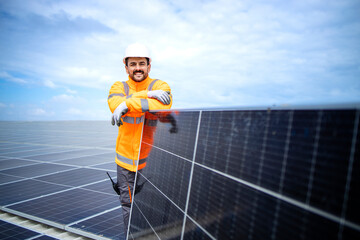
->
<box><xmin>117</xmin><ymin>165</ymin><xmax>142</xmax><ymax>235</ymax></box>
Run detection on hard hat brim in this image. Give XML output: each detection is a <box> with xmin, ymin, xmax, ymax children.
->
<box><xmin>123</xmin><ymin>57</ymin><xmax>152</xmax><ymax>65</ymax></box>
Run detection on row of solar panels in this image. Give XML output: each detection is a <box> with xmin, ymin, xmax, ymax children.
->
<box><xmin>1</xmin><ymin>106</ymin><xmax>360</xmax><ymax>240</ymax></box>
<box><xmin>0</xmin><ymin>122</ymin><xmax>126</xmax><ymax>239</ymax></box>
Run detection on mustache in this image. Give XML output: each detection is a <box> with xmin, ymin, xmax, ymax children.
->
<box><xmin>134</xmin><ymin>70</ymin><xmax>144</xmax><ymax>74</ymax></box>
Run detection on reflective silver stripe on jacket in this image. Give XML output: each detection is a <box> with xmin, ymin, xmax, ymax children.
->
<box><xmin>122</xmin><ymin>116</ymin><xmax>144</xmax><ymax>124</ymax></box>
<box><xmin>141</xmin><ymin>99</ymin><xmax>149</xmax><ymax>112</ymax></box>
<box><xmin>116</xmin><ymin>153</ymin><xmax>147</xmax><ymax>166</ymax></box>
<box><xmin>108</xmin><ymin>93</ymin><xmax>125</xmax><ymax>100</ymax></box>
<box><xmin>122</xmin><ymin>81</ymin><xmax>130</xmax><ymax>96</ymax></box>
<box><xmin>136</xmin><ymin>115</ymin><xmax>145</xmax><ymax>124</ymax></box>
<box><xmin>147</xmin><ymin>79</ymin><xmax>159</xmax><ymax>91</ymax></box>
<box><xmin>123</xmin><ymin>116</ymin><xmax>134</xmax><ymax>124</ymax></box>
<box><xmin>116</xmin><ymin>153</ymin><xmax>133</xmax><ymax>165</ymax></box>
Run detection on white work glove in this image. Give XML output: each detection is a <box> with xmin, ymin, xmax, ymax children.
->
<box><xmin>111</xmin><ymin>102</ymin><xmax>128</xmax><ymax>126</ymax></box>
<box><xmin>148</xmin><ymin>90</ymin><xmax>171</xmax><ymax>105</ymax></box>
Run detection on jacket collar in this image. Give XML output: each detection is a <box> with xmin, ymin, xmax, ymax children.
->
<box><xmin>127</xmin><ymin>76</ymin><xmax>152</xmax><ymax>91</ymax></box>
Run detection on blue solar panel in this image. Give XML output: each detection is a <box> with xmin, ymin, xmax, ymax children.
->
<box><xmin>8</xmin><ymin>188</ymin><xmax>119</xmax><ymax>226</ymax></box>
<box><xmin>69</xmin><ymin>208</ymin><xmax>125</xmax><ymax>239</ymax></box>
<box><xmin>0</xmin><ymin>121</ymin><xmax>121</xmax><ymax>239</ymax></box>
<box><xmin>0</xmin><ymin>220</ymin><xmax>39</xmax><ymax>239</ymax></box>
<box><xmin>81</xmin><ymin>178</ymin><xmax>117</xmax><ymax>195</ymax></box>
<box><xmin>0</xmin><ymin>179</ymin><xmax>69</xmax><ymax>206</ymax></box>
<box><xmin>0</xmin><ymin>173</ymin><xmax>24</xmax><ymax>185</ymax></box>
<box><xmin>1</xmin><ymin>106</ymin><xmax>359</xmax><ymax>240</ymax></box>
<box><xmin>1</xmin><ymin>163</ymin><xmax>75</xmax><ymax>178</ymax></box>
<box><xmin>0</xmin><ymin>159</ymin><xmax>38</xmax><ymax>170</ymax></box>
<box><xmin>23</xmin><ymin>148</ymin><xmax>111</xmax><ymax>162</ymax></box>
<box><xmin>91</xmin><ymin>162</ymin><xmax>117</xmax><ymax>171</ymax></box>
<box><xmin>56</xmin><ymin>152</ymin><xmax>114</xmax><ymax>166</ymax></box>
<box><xmin>34</xmin><ymin>168</ymin><xmax>109</xmax><ymax>187</ymax></box>
<box><xmin>129</xmin><ymin>107</ymin><xmax>360</xmax><ymax>240</ymax></box>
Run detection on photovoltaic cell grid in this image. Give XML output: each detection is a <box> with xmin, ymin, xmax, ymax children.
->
<box><xmin>129</xmin><ymin>107</ymin><xmax>360</xmax><ymax>240</ymax></box>
<box><xmin>0</xmin><ymin>121</ymin><xmax>125</xmax><ymax>240</ymax></box>
<box><xmin>0</xmin><ymin>219</ymin><xmax>58</xmax><ymax>240</ymax></box>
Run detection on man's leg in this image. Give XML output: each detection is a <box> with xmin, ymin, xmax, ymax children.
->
<box><xmin>117</xmin><ymin>165</ymin><xmax>135</xmax><ymax>235</ymax></box>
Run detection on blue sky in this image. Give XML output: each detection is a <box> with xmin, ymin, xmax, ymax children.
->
<box><xmin>0</xmin><ymin>0</ymin><xmax>359</xmax><ymax>121</ymax></box>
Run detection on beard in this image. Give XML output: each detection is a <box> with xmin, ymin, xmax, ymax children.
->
<box><xmin>130</xmin><ymin>70</ymin><xmax>148</xmax><ymax>82</ymax></box>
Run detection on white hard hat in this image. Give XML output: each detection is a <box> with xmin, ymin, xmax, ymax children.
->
<box><xmin>123</xmin><ymin>43</ymin><xmax>151</xmax><ymax>64</ymax></box>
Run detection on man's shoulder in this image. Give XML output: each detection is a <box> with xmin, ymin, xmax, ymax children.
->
<box><xmin>112</xmin><ymin>80</ymin><xmax>125</xmax><ymax>84</ymax></box>
<box><xmin>113</xmin><ymin>80</ymin><xmax>128</xmax><ymax>86</ymax></box>
<box><xmin>149</xmin><ymin>78</ymin><xmax>171</xmax><ymax>91</ymax></box>
<box><xmin>110</xmin><ymin>81</ymin><xmax>127</xmax><ymax>91</ymax></box>
<box><xmin>150</xmin><ymin>78</ymin><xmax>169</xmax><ymax>85</ymax></box>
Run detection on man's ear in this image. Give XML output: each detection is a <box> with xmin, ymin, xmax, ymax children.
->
<box><xmin>125</xmin><ymin>65</ymin><xmax>129</xmax><ymax>75</ymax></box>
<box><xmin>147</xmin><ymin>63</ymin><xmax>151</xmax><ymax>73</ymax></box>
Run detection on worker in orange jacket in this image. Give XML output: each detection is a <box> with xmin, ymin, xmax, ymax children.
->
<box><xmin>107</xmin><ymin>43</ymin><xmax>172</xmax><ymax>235</ymax></box>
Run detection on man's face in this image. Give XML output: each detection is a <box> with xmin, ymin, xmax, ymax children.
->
<box><xmin>125</xmin><ymin>57</ymin><xmax>151</xmax><ymax>82</ymax></box>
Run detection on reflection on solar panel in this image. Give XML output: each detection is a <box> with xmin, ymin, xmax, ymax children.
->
<box><xmin>129</xmin><ymin>106</ymin><xmax>360</xmax><ymax>240</ymax></box>
<box><xmin>0</xmin><ymin>121</ymin><xmax>122</xmax><ymax>239</ymax></box>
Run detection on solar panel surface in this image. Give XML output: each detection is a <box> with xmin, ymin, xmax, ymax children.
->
<box><xmin>129</xmin><ymin>107</ymin><xmax>360</xmax><ymax>240</ymax></box>
<box><xmin>1</xmin><ymin>106</ymin><xmax>359</xmax><ymax>240</ymax></box>
<box><xmin>0</xmin><ymin>121</ymin><xmax>123</xmax><ymax>239</ymax></box>
<box><xmin>0</xmin><ymin>220</ymin><xmax>39</xmax><ymax>239</ymax></box>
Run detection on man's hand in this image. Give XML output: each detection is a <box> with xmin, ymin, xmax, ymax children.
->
<box><xmin>111</xmin><ymin>102</ymin><xmax>128</xmax><ymax>126</ymax></box>
<box><xmin>148</xmin><ymin>90</ymin><xmax>171</xmax><ymax>105</ymax></box>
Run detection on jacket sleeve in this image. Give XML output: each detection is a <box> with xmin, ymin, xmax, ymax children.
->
<box><xmin>107</xmin><ymin>81</ymin><xmax>127</xmax><ymax>113</ymax></box>
<box><xmin>126</xmin><ymin>80</ymin><xmax>172</xmax><ymax>113</ymax></box>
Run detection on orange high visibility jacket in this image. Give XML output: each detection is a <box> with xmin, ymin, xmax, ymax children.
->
<box><xmin>108</xmin><ymin>76</ymin><xmax>172</xmax><ymax>172</ymax></box>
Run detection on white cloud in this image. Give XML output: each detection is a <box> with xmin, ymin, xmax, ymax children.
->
<box><xmin>43</xmin><ymin>79</ymin><xmax>57</xmax><ymax>88</ymax></box>
<box><xmin>66</xmin><ymin>88</ymin><xmax>77</xmax><ymax>94</ymax></box>
<box><xmin>0</xmin><ymin>0</ymin><xmax>359</xmax><ymax>121</ymax></box>
<box><xmin>0</xmin><ymin>71</ymin><xmax>27</xmax><ymax>84</ymax></box>
<box><xmin>29</xmin><ymin>108</ymin><xmax>47</xmax><ymax>116</ymax></box>
<box><xmin>51</xmin><ymin>94</ymin><xmax>86</xmax><ymax>103</ymax></box>
<box><xmin>63</xmin><ymin>67</ymin><xmax>99</xmax><ymax>78</ymax></box>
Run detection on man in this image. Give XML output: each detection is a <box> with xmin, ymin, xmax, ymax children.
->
<box><xmin>107</xmin><ymin>43</ymin><xmax>172</xmax><ymax>235</ymax></box>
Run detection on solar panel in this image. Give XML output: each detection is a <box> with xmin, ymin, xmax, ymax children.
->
<box><xmin>56</xmin><ymin>152</ymin><xmax>114</xmax><ymax>166</ymax></box>
<box><xmin>8</xmin><ymin>188</ymin><xmax>118</xmax><ymax>226</ymax></box>
<box><xmin>34</xmin><ymin>168</ymin><xmax>110</xmax><ymax>187</ymax></box>
<box><xmin>69</xmin><ymin>208</ymin><xmax>126</xmax><ymax>239</ymax></box>
<box><xmin>0</xmin><ymin>146</ymin><xmax>64</xmax><ymax>158</ymax></box>
<box><xmin>92</xmin><ymin>162</ymin><xmax>117</xmax><ymax>171</ymax></box>
<box><xmin>1</xmin><ymin>163</ymin><xmax>75</xmax><ymax>178</ymax></box>
<box><xmin>0</xmin><ymin>220</ymin><xmax>40</xmax><ymax>239</ymax></box>
<box><xmin>0</xmin><ymin>121</ymin><xmax>122</xmax><ymax>239</ymax></box>
<box><xmin>0</xmin><ymin>173</ymin><xmax>24</xmax><ymax>185</ymax></box>
<box><xmin>0</xmin><ymin>180</ymin><xmax>69</xmax><ymax>206</ymax></box>
<box><xmin>1</xmin><ymin>106</ymin><xmax>359</xmax><ymax>240</ymax></box>
<box><xmin>23</xmin><ymin>148</ymin><xmax>112</xmax><ymax>162</ymax></box>
<box><xmin>129</xmin><ymin>106</ymin><xmax>360</xmax><ymax>240</ymax></box>
<box><xmin>0</xmin><ymin>158</ymin><xmax>38</xmax><ymax>170</ymax></box>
